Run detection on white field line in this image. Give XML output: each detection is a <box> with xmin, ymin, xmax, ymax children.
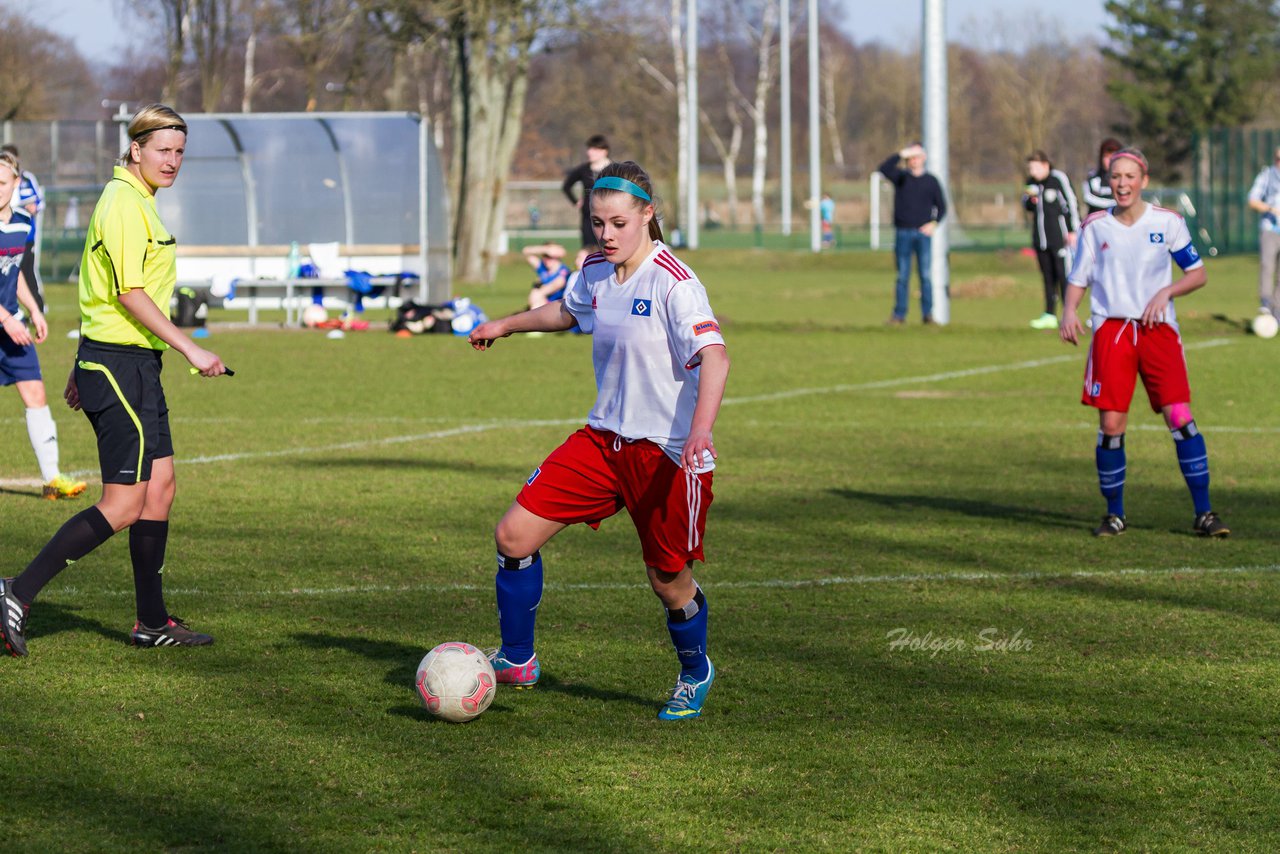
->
<box><xmin>3</xmin><ymin>411</ymin><xmax>1275</xmax><ymax>491</ymax></box>
<box><xmin>0</xmin><ymin>338</ymin><xmax>1242</xmax><ymax>486</ymax></box>
<box><xmin>46</xmin><ymin>562</ymin><xmax>1280</xmax><ymax>601</ymax></box>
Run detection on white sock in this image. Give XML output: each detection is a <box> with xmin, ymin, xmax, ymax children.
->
<box><xmin>25</xmin><ymin>405</ymin><xmax>60</xmax><ymax>482</ymax></box>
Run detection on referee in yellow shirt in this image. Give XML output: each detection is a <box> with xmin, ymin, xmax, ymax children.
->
<box><xmin>1</xmin><ymin>105</ymin><xmax>228</xmax><ymax>657</ymax></box>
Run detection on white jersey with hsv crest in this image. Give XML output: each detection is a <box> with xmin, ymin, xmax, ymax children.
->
<box><xmin>1067</xmin><ymin>204</ymin><xmax>1203</xmax><ymax>331</ymax></box>
<box><xmin>563</xmin><ymin>240</ymin><xmax>726</xmax><ymax>472</ymax></box>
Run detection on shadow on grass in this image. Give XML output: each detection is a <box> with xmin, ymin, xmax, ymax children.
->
<box><xmin>27</xmin><ymin>601</ymin><xmax>129</xmax><ymax>646</ymax></box>
<box><xmin>829</xmin><ymin>487</ymin><xmax>1082</xmax><ymax>528</ymax></box>
<box><xmin>0</xmin><ymin>486</ymin><xmax>42</xmax><ymax>499</ymax></box>
<box><xmin>291</xmin><ymin>630</ymin><xmax>655</xmax><ymax>710</ymax></box>
<box><xmin>296</xmin><ymin>456</ymin><xmax>527</xmax><ymax>478</ymax></box>
<box><xmin>1210</xmin><ymin>312</ymin><xmax>1250</xmax><ymax>333</ymax></box>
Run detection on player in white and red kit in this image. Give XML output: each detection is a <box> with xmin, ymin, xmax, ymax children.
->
<box><xmin>1061</xmin><ymin>148</ymin><xmax>1228</xmax><ymax>538</ymax></box>
<box><xmin>468</xmin><ymin>161</ymin><xmax>729</xmax><ymax>720</ymax></box>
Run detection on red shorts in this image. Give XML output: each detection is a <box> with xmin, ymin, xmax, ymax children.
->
<box><xmin>1081</xmin><ymin>319</ymin><xmax>1190</xmax><ymax>413</ymax></box>
<box><xmin>517</xmin><ymin>426</ymin><xmax>713</xmax><ymax>574</ymax></box>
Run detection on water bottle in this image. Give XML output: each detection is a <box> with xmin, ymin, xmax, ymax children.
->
<box><xmin>287</xmin><ymin>241</ymin><xmax>301</xmax><ymax>279</ymax></box>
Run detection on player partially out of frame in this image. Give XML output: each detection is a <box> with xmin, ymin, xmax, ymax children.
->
<box><xmin>468</xmin><ymin>160</ymin><xmax>730</xmax><ymax>721</ymax></box>
<box><xmin>0</xmin><ymin>151</ymin><xmax>88</xmax><ymax>501</ymax></box>
<box><xmin>1060</xmin><ymin>147</ymin><xmax>1229</xmax><ymax>539</ymax></box>
<box><xmin>1</xmin><ymin>105</ymin><xmax>229</xmax><ymax>658</ymax></box>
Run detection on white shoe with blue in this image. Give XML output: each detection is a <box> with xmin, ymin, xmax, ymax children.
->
<box><xmin>658</xmin><ymin>659</ymin><xmax>715</xmax><ymax>721</ymax></box>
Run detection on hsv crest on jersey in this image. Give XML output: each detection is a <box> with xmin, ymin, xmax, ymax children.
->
<box><xmin>693</xmin><ymin>320</ymin><xmax>720</xmax><ymax>336</ymax></box>
<box><xmin>631</xmin><ymin>299</ymin><xmax>651</xmax><ymax>317</ymax></box>
<box><xmin>1149</xmin><ymin>233</ymin><xmax>1164</xmax><ymax>244</ymax></box>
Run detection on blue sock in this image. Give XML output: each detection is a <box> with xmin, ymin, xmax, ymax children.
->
<box><xmin>666</xmin><ymin>587</ymin><xmax>710</xmax><ymax>681</ymax></box>
<box><xmin>1096</xmin><ymin>432</ymin><xmax>1126</xmax><ymax>518</ymax></box>
<box><xmin>495</xmin><ymin>551</ymin><xmax>542</xmax><ymax>663</ymax></box>
<box><xmin>1171</xmin><ymin>422</ymin><xmax>1211</xmax><ymax>515</ymax></box>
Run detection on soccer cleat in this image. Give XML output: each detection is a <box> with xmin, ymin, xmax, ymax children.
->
<box><xmin>1092</xmin><ymin>514</ymin><xmax>1127</xmax><ymax>537</ymax></box>
<box><xmin>130</xmin><ymin>616</ymin><xmax>214</xmax><ymax>648</ymax></box>
<box><xmin>0</xmin><ymin>577</ymin><xmax>29</xmax><ymax>657</ymax></box>
<box><xmin>487</xmin><ymin>649</ymin><xmax>540</xmax><ymax>688</ymax></box>
<box><xmin>43</xmin><ymin>475</ymin><xmax>87</xmax><ymax>501</ymax></box>
<box><xmin>1029</xmin><ymin>312</ymin><xmax>1059</xmax><ymax>330</ymax></box>
<box><xmin>1193</xmin><ymin>511</ymin><xmax>1230</xmax><ymax>538</ymax></box>
<box><xmin>658</xmin><ymin>659</ymin><xmax>715</xmax><ymax>721</ymax></box>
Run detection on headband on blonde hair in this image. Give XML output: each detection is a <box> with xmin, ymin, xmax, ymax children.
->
<box><xmin>1110</xmin><ymin>149</ymin><xmax>1148</xmax><ymax>174</ymax></box>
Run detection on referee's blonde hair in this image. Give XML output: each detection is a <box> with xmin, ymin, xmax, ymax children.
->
<box><xmin>591</xmin><ymin>161</ymin><xmax>664</xmax><ymax>243</ymax></box>
<box><xmin>120</xmin><ymin>104</ymin><xmax>188</xmax><ymax>166</ymax></box>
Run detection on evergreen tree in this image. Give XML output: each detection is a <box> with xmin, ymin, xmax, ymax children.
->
<box><xmin>1103</xmin><ymin>0</ymin><xmax>1280</xmax><ymax>178</ymax></box>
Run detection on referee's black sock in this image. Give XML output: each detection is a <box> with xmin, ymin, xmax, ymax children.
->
<box><xmin>129</xmin><ymin>519</ymin><xmax>170</xmax><ymax>628</ymax></box>
<box><xmin>12</xmin><ymin>506</ymin><xmax>116</xmax><ymax>604</ymax></box>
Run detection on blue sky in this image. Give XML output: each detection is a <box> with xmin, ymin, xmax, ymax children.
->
<box><xmin>43</xmin><ymin>0</ymin><xmax>1112</xmax><ymax>64</ymax></box>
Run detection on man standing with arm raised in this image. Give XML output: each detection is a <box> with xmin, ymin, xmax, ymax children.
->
<box><xmin>879</xmin><ymin>142</ymin><xmax>947</xmax><ymax>325</ymax></box>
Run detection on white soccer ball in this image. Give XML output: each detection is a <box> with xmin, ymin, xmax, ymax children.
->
<box><xmin>302</xmin><ymin>303</ymin><xmax>329</xmax><ymax>328</ymax></box>
<box><xmin>415</xmin><ymin>642</ymin><xmax>496</xmax><ymax>723</ymax></box>
<box><xmin>1252</xmin><ymin>312</ymin><xmax>1278</xmax><ymax>340</ymax></box>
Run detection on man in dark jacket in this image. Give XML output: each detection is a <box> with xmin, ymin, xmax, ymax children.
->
<box><xmin>879</xmin><ymin>143</ymin><xmax>947</xmax><ymax>324</ymax></box>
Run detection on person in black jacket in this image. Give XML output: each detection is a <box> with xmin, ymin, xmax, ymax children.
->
<box><xmin>1024</xmin><ymin>150</ymin><xmax>1081</xmax><ymax>329</ymax></box>
<box><xmin>879</xmin><ymin>143</ymin><xmax>947</xmax><ymax>325</ymax></box>
<box><xmin>562</xmin><ymin>134</ymin><xmax>613</xmax><ymax>269</ymax></box>
<box><xmin>1081</xmin><ymin>137</ymin><xmax>1122</xmax><ymax>216</ymax></box>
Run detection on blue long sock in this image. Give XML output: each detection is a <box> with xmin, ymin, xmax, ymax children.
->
<box><xmin>1172</xmin><ymin>422</ymin><xmax>1212</xmax><ymax>515</ymax></box>
<box><xmin>495</xmin><ymin>551</ymin><xmax>542</xmax><ymax>662</ymax></box>
<box><xmin>666</xmin><ymin>587</ymin><xmax>710</xmax><ymax>681</ymax></box>
<box><xmin>1096</xmin><ymin>432</ymin><xmax>1126</xmax><ymax>518</ymax></box>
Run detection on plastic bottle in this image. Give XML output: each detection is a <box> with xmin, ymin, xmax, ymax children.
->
<box><xmin>287</xmin><ymin>241</ymin><xmax>301</xmax><ymax>279</ymax></box>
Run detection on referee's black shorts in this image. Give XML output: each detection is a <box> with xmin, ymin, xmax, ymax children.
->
<box><xmin>75</xmin><ymin>338</ymin><xmax>173</xmax><ymax>484</ymax></box>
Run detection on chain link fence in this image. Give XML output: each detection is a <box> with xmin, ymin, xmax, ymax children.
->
<box><xmin>2</xmin><ymin>119</ymin><xmax>123</xmax><ymax>282</ymax></box>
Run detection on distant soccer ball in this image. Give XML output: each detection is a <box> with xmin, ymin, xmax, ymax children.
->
<box><xmin>1252</xmin><ymin>312</ymin><xmax>1278</xmax><ymax>340</ymax></box>
<box><xmin>302</xmin><ymin>303</ymin><xmax>329</xmax><ymax>328</ymax></box>
<box><xmin>415</xmin><ymin>642</ymin><xmax>496</xmax><ymax>723</ymax></box>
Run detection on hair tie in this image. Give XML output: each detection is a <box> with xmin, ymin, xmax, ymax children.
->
<box><xmin>593</xmin><ymin>176</ymin><xmax>651</xmax><ymax>201</ymax></box>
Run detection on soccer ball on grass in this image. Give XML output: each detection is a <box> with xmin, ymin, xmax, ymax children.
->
<box><xmin>302</xmin><ymin>303</ymin><xmax>329</xmax><ymax>328</ymax></box>
<box><xmin>415</xmin><ymin>642</ymin><xmax>496</xmax><ymax>723</ymax></box>
<box><xmin>1252</xmin><ymin>312</ymin><xmax>1278</xmax><ymax>339</ymax></box>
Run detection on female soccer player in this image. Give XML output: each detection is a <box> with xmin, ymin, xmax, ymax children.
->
<box><xmin>1060</xmin><ymin>147</ymin><xmax>1228</xmax><ymax>538</ymax></box>
<box><xmin>1</xmin><ymin>105</ymin><xmax>228</xmax><ymax>658</ymax></box>
<box><xmin>0</xmin><ymin>151</ymin><xmax>87</xmax><ymax>501</ymax></box>
<box><xmin>468</xmin><ymin>161</ymin><xmax>730</xmax><ymax>720</ymax></box>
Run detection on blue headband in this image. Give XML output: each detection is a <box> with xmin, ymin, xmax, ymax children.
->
<box><xmin>592</xmin><ymin>176</ymin><xmax>651</xmax><ymax>201</ymax></box>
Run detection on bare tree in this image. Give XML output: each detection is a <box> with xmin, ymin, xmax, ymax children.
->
<box><xmin>369</xmin><ymin>0</ymin><xmax>573</xmax><ymax>283</ymax></box>
<box><xmin>819</xmin><ymin>27</ymin><xmax>846</xmax><ymax>174</ymax></box>
<box><xmin>730</xmin><ymin>0</ymin><xmax>778</xmax><ymax>228</ymax></box>
<box><xmin>0</xmin><ymin>12</ymin><xmax>94</xmax><ymax>119</ymax></box>
<box><xmin>128</xmin><ymin>0</ymin><xmax>243</xmax><ymax>110</ymax></box>
<box><xmin>127</xmin><ymin>0</ymin><xmax>188</xmax><ymax>104</ymax></box>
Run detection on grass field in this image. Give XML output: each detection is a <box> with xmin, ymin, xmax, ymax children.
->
<box><xmin>2</xmin><ymin>248</ymin><xmax>1279</xmax><ymax>852</ymax></box>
